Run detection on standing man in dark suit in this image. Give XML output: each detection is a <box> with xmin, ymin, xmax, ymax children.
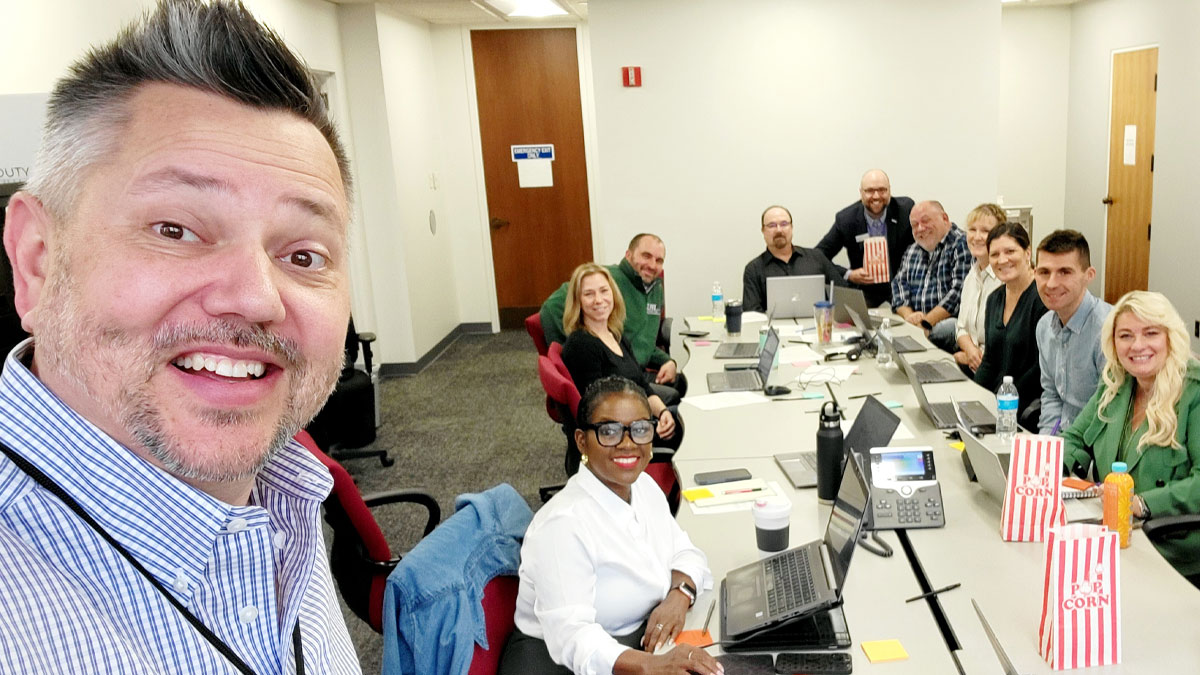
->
<box><xmin>815</xmin><ymin>169</ymin><xmax>915</xmax><ymax>308</ymax></box>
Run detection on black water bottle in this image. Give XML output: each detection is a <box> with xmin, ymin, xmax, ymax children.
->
<box><xmin>816</xmin><ymin>401</ymin><xmax>844</xmax><ymax>503</ymax></box>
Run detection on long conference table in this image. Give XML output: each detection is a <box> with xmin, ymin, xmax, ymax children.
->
<box><xmin>671</xmin><ymin>312</ymin><xmax>1200</xmax><ymax>673</ymax></box>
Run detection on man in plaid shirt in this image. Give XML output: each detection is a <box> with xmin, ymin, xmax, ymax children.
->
<box><xmin>891</xmin><ymin>201</ymin><xmax>973</xmax><ymax>351</ymax></box>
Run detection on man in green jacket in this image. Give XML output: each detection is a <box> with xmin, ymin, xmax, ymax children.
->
<box><xmin>540</xmin><ymin>233</ymin><xmax>686</xmax><ymax>403</ymax></box>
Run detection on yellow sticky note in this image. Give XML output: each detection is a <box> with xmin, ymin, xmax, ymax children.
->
<box><xmin>950</xmin><ymin>441</ymin><xmax>965</xmax><ymax>452</ymax></box>
<box><xmin>682</xmin><ymin>487</ymin><xmax>714</xmax><ymax>502</ymax></box>
<box><xmin>698</xmin><ymin>316</ymin><xmax>714</xmax><ymax>321</ymax></box>
<box><xmin>862</xmin><ymin>639</ymin><xmax>908</xmax><ymax>663</ymax></box>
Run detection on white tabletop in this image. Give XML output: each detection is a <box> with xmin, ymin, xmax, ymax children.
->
<box><xmin>671</xmin><ymin>314</ymin><xmax>1200</xmax><ymax>672</ymax></box>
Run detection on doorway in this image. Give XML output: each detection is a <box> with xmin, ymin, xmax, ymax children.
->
<box><xmin>471</xmin><ymin>28</ymin><xmax>593</xmax><ymax>328</ymax></box>
<box><xmin>1103</xmin><ymin>47</ymin><xmax>1157</xmax><ymax>303</ymax></box>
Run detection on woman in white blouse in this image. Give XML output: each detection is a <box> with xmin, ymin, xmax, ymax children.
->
<box><xmin>953</xmin><ymin>203</ymin><xmax>1005</xmax><ymax>373</ymax></box>
<box><xmin>500</xmin><ymin>376</ymin><xmax>722</xmax><ymax>675</ymax></box>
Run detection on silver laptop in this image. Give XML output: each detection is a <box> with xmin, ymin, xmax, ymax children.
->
<box><xmin>892</xmin><ymin>347</ymin><xmax>966</xmax><ymax>384</ymax></box>
<box><xmin>714</xmin><ymin>308</ymin><xmax>776</xmax><ymax>358</ymax></box>
<box><xmin>896</xmin><ymin>354</ymin><xmax>994</xmax><ymax>430</ymax></box>
<box><xmin>875</xmin><ymin>324</ymin><xmax>927</xmax><ymax>355</ymax></box>
<box><xmin>960</xmin><ymin>424</ymin><xmax>1096</xmax><ymax>505</ymax></box>
<box><xmin>707</xmin><ymin>328</ymin><xmax>780</xmax><ymax>393</ymax></box>
<box><xmin>972</xmin><ymin>599</ymin><xmax>1026</xmax><ymax>675</ymax></box>
<box><xmin>766</xmin><ymin>275</ymin><xmax>825</xmax><ymax>319</ymax></box>
<box><xmin>775</xmin><ymin>395</ymin><xmax>900</xmax><ymax>488</ymax></box>
<box><xmin>721</xmin><ymin>456</ymin><xmax>869</xmax><ymax>641</ymax></box>
<box><xmin>832</xmin><ymin>286</ymin><xmax>895</xmax><ymax>328</ymax></box>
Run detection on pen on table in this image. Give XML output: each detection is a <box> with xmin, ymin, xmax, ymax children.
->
<box><xmin>848</xmin><ymin>392</ymin><xmax>882</xmax><ymax>399</ymax></box>
<box><xmin>724</xmin><ymin>487</ymin><xmax>764</xmax><ymax>495</ymax></box>
<box><xmin>702</xmin><ymin>599</ymin><xmax>716</xmax><ymax>633</ymax></box>
<box><xmin>905</xmin><ymin>582</ymin><xmax>961</xmax><ymax>603</ymax></box>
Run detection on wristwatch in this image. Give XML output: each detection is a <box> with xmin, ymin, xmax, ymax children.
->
<box><xmin>920</xmin><ymin>319</ymin><xmax>934</xmax><ymax>331</ymax></box>
<box><xmin>672</xmin><ymin>580</ymin><xmax>697</xmax><ymax>607</ymax></box>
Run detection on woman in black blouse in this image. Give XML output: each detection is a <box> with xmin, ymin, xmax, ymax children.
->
<box><xmin>561</xmin><ymin>263</ymin><xmax>681</xmax><ymax>450</ymax></box>
<box><xmin>974</xmin><ymin>222</ymin><xmax>1049</xmax><ymax>427</ymax></box>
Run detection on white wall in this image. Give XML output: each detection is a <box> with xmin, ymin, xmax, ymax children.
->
<box><xmin>1063</xmin><ymin>0</ymin><xmax>1200</xmax><ymax>350</ymax></box>
<box><xmin>587</xmin><ymin>0</ymin><xmax>1002</xmax><ymax>317</ymax></box>
<box><xmin>999</xmin><ymin>6</ymin><xmax>1071</xmax><ymax>237</ymax></box>
<box><xmin>0</xmin><ymin>0</ymin><xmax>381</xmax><ymax>347</ymax></box>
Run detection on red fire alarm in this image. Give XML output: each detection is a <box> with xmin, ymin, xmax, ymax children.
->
<box><xmin>622</xmin><ymin>66</ymin><xmax>642</xmax><ymax>87</ymax></box>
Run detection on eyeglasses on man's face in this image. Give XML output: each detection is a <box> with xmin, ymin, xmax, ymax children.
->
<box><xmin>580</xmin><ymin>419</ymin><xmax>657</xmax><ymax>446</ymax></box>
<box><xmin>763</xmin><ymin>220</ymin><xmax>791</xmax><ymax>230</ymax></box>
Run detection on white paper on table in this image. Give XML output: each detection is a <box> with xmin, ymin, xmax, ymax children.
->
<box><xmin>516</xmin><ymin>158</ymin><xmax>553</xmax><ymax>187</ymax></box>
<box><xmin>778</xmin><ymin>344</ymin><xmax>822</xmax><ymax>363</ymax></box>
<box><xmin>1065</xmin><ymin>497</ymin><xmax>1104</xmax><ymax>523</ymax></box>
<box><xmin>681</xmin><ymin>391</ymin><xmax>765</xmax><ymax>412</ymax></box>
<box><xmin>687</xmin><ymin>481</ymin><xmax>789</xmax><ymax>515</ymax></box>
<box><xmin>832</xmin><ymin>330</ymin><xmax>859</xmax><ymax>342</ymax></box>
<box><xmin>774</xmin><ymin>325</ymin><xmax>809</xmax><ymax>338</ymax></box>
<box><xmin>741</xmin><ymin>311</ymin><xmax>768</xmax><ymax>323</ymax></box>
<box><xmin>797</xmin><ymin>364</ymin><xmax>858</xmax><ymax>384</ymax></box>
<box><xmin>891</xmin><ymin>422</ymin><xmax>915</xmax><ymax>440</ymax></box>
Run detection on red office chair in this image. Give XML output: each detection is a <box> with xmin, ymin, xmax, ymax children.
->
<box><xmin>295</xmin><ymin>430</ymin><xmax>440</xmax><ymax>633</ymax></box>
<box><xmin>524</xmin><ymin>312</ymin><xmax>550</xmax><ymax>357</ymax></box>
<box><xmin>469</xmin><ymin>575</ymin><xmax>520</xmax><ymax>675</ymax></box>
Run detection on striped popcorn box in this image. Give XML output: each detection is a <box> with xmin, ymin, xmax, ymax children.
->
<box><xmin>862</xmin><ymin>236</ymin><xmax>890</xmax><ymax>284</ymax></box>
<box><xmin>1000</xmin><ymin>434</ymin><xmax>1066</xmax><ymax>542</ymax></box>
<box><xmin>1038</xmin><ymin>524</ymin><xmax>1122</xmax><ymax>669</ymax></box>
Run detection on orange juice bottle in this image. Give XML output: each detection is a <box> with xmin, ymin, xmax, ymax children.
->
<box><xmin>1102</xmin><ymin>461</ymin><xmax>1134</xmax><ymax>548</ymax></box>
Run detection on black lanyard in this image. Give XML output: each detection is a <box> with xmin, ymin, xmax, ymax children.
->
<box><xmin>0</xmin><ymin>441</ymin><xmax>304</xmax><ymax>674</ymax></box>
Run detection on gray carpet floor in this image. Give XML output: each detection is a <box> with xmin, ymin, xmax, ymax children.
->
<box><xmin>326</xmin><ymin>329</ymin><xmax>565</xmax><ymax>672</ymax></box>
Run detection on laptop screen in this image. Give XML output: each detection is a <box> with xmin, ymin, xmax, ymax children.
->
<box><xmin>844</xmin><ymin>395</ymin><xmax>901</xmax><ymax>456</ymax></box>
<box><xmin>823</xmin><ymin>455</ymin><xmax>869</xmax><ymax>593</ymax></box>
<box><xmin>755</xmin><ymin>328</ymin><xmax>780</xmax><ymax>389</ymax></box>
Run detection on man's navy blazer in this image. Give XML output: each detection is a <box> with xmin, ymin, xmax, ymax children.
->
<box><xmin>815</xmin><ymin>196</ymin><xmax>916</xmax><ymax>307</ymax></box>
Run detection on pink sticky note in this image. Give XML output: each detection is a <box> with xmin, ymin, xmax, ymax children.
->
<box><xmin>693</xmin><ymin>340</ymin><xmax>712</xmax><ymax>346</ymax></box>
<box><xmin>790</xmin><ymin>361</ymin><xmax>814</xmax><ymax>368</ymax></box>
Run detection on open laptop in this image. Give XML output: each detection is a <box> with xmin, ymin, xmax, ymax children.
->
<box><xmin>832</xmin><ymin>285</ymin><xmax>895</xmax><ymax>329</ymax></box>
<box><xmin>721</xmin><ymin>455</ymin><xmax>869</xmax><ymax>641</ymax></box>
<box><xmin>714</xmin><ymin>308</ymin><xmax>775</xmax><ymax>358</ymax></box>
<box><xmin>892</xmin><ymin>346</ymin><xmax>966</xmax><ymax>384</ymax></box>
<box><xmin>873</xmin><ymin>323</ymin><xmax>926</xmax><ymax>355</ymax></box>
<box><xmin>972</xmin><ymin>599</ymin><xmax>1026</xmax><ymax>675</ymax></box>
<box><xmin>897</xmin><ymin>354</ymin><xmax>994</xmax><ymax>430</ymax></box>
<box><xmin>767</xmin><ymin>275</ymin><xmax>825</xmax><ymax>319</ymax></box>
<box><xmin>707</xmin><ymin>328</ymin><xmax>780</xmax><ymax>393</ymax></box>
<box><xmin>960</xmin><ymin>424</ymin><xmax>1096</xmax><ymax>506</ymax></box>
<box><xmin>775</xmin><ymin>395</ymin><xmax>900</xmax><ymax>488</ymax></box>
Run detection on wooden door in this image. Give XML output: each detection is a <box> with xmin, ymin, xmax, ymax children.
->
<box><xmin>1103</xmin><ymin>48</ymin><xmax>1157</xmax><ymax>303</ymax></box>
<box><xmin>472</xmin><ymin>28</ymin><xmax>593</xmax><ymax>327</ymax></box>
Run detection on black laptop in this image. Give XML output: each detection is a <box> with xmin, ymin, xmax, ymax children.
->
<box><xmin>721</xmin><ymin>455</ymin><xmax>869</xmax><ymax>642</ymax></box>
<box><xmin>775</xmin><ymin>395</ymin><xmax>900</xmax><ymax>488</ymax></box>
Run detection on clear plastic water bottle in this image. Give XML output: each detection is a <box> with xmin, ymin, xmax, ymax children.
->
<box><xmin>711</xmin><ymin>281</ymin><xmax>723</xmax><ymax>318</ymax></box>
<box><xmin>875</xmin><ymin>329</ymin><xmax>892</xmax><ymax>368</ymax></box>
<box><xmin>996</xmin><ymin>375</ymin><xmax>1019</xmax><ymax>442</ymax></box>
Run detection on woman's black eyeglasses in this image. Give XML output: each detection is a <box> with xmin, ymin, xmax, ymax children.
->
<box><xmin>579</xmin><ymin>419</ymin><xmax>657</xmax><ymax>446</ymax></box>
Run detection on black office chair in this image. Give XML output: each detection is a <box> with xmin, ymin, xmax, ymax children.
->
<box><xmin>1140</xmin><ymin>515</ymin><xmax>1200</xmax><ymax>589</ymax></box>
<box><xmin>307</xmin><ymin>318</ymin><xmax>393</xmax><ymax>466</ymax></box>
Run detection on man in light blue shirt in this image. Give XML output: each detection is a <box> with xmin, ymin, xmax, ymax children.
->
<box><xmin>0</xmin><ymin>1</ymin><xmax>361</xmax><ymax>671</ymax></box>
<box><xmin>1035</xmin><ymin>230</ymin><xmax>1113</xmax><ymax>435</ymax></box>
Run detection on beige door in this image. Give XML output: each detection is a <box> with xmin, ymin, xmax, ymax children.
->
<box><xmin>1103</xmin><ymin>48</ymin><xmax>1157</xmax><ymax>303</ymax></box>
<box><xmin>471</xmin><ymin>28</ymin><xmax>593</xmax><ymax>328</ymax></box>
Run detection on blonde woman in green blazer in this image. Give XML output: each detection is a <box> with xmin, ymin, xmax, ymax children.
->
<box><xmin>1063</xmin><ymin>291</ymin><xmax>1200</xmax><ymax>579</ymax></box>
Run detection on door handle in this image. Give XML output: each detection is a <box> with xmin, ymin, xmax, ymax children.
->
<box><xmin>490</xmin><ymin>217</ymin><xmax>510</xmax><ymax>230</ymax></box>
<box><xmin>1102</xmin><ymin>196</ymin><xmax>1114</xmax><ymax>205</ymax></box>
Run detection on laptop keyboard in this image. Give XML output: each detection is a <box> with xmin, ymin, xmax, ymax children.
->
<box><xmin>765</xmin><ymin>550</ymin><xmax>817</xmax><ymax>615</ymax></box>
<box><xmin>914</xmin><ymin>360</ymin><xmax>962</xmax><ymax>382</ymax></box>
<box><xmin>724</xmin><ymin>371</ymin><xmax>761</xmax><ymax>390</ymax></box>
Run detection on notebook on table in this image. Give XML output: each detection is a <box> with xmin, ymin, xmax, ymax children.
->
<box><xmin>721</xmin><ymin>455</ymin><xmax>869</xmax><ymax>642</ymax></box>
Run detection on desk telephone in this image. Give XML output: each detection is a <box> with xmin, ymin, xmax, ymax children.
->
<box><xmin>864</xmin><ymin>447</ymin><xmax>945</xmax><ymax>530</ymax></box>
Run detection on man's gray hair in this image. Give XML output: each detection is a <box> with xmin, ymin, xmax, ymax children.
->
<box><xmin>25</xmin><ymin>0</ymin><xmax>352</xmax><ymax>220</ymax></box>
